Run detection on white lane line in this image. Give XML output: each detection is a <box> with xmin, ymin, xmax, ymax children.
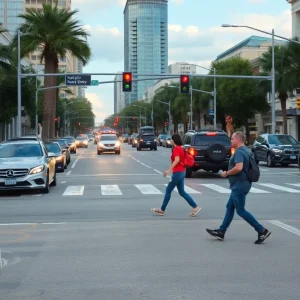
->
<box><xmin>257</xmin><ymin>183</ymin><xmax>300</xmax><ymax>193</ymax></box>
<box><xmin>135</xmin><ymin>184</ymin><xmax>163</xmax><ymax>194</ymax></box>
<box><xmin>66</xmin><ymin>171</ymin><xmax>72</xmax><ymax>176</ymax></box>
<box><xmin>40</xmin><ymin>222</ymin><xmax>66</xmax><ymax>225</ymax></box>
<box><xmin>0</xmin><ymin>223</ymin><xmax>36</xmax><ymax>226</ymax></box>
<box><xmin>287</xmin><ymin>183</ymin><xmax>300</xmax><ymax>187</ymax></box>
<box><xmin>249</xmin><ymin>187</ymin><xmax>271</xmax><ymax>194</ymax></box>
<box><xmin>153</xmin><ymin>169</ymin><xmax>163</xmax><ymax>174</ymax></box>
<box><xmin>269</xmin><ymin>220</ymin><xmax>300</xmax><ymax>237</ymax></box>
<box><xmin>71</xmin><ymin>152</ymin><xmax>83</xmax><ymax>169</ymax></box>
<box><xmin>165</xmin><ymin>184</ymin><xmax>201</xmax><ymax>194</ymax></box>
<box><xmin>63</xmin><ymin>185</ymin><xmax>84</xmax><ymax>196</ymax></box>
<box><xmin>200</xmin><ymin>184</ymin><xmax>231</xmax><ymax>194</ymax></box>
<box><xmin>61</xmin><ymin>181</ymin><xmax>66</xmax><ymax>184</ymax></box>
<box><xmin>67</xmin><ymin>174</ymin><xmax>160</xmax><ymax>177</ymax></box>
<box><xmin>101</xmin><ymin>185</ymin><xmax>122</xmax><ymax>195</ymax></box>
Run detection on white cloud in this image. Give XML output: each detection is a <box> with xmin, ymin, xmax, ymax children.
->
<box><xmin>85</xmin><ymin>93</ymin><xmax>107</xmax><ymax>123</ymax></box>
<box><xmin>170</xmin><ymin>0</ymin><xmax>184</xmax><ymax>4</ymax></box>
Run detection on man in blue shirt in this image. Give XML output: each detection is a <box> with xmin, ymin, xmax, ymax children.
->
<box><xmin>206</xmin><ymin>131</ymin><xmax>271</xmax><ymax>244</ymax></box>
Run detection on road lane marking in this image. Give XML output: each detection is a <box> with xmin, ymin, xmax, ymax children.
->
<box><xmin>165</xmin><ymin>184</ymin><xmax>201</xmax><ymax>194</ymax></box>
<box><xmin>153</xmin><ymin>169</ymin><xmax>163</xmax><ymax>174</ymax></box>
<box><xmin>61</xmin><ymin>181</ymin><xmax>66</xmax><ymax>184</ymax></box>
<box><xmin>135</xmin><ymin>184</ymin><xmax>163</xmax><ymax>194</ymax></box>
<box><xmin>257</xmin><ymin>183</ymin><xmax>300</xmax><ymax>193</ymax></box>
<box><xmin>287</xmin><ymin>183</ymin><xmax>300</xmax><ymax>187</ymax></box>
<box><xmin>66</xmin><ymin>174</ymin><xmax>160</xmax><ymax>177</ymax></box>
<box><xmin>269</xmin><ymin>220</ymin><xmax>300</xmax><ymax>237</ymax></box>
<box><xmin>71</xmin><ymin>152</ymin><xmax>83</xmax><ymax>169</ymax></box>
<box><xmin>200</xmin><ymin>184</ymin><xmax>231</xmax><ymax>193</ymax></box>
<box><xmin>249</xmin><ymin>187</ymin><xmax>271</xmax><ymax>194</ymax></box>
<box><xmin>101</xmin><ymin>185</ymin><xmax>122</xmax><ymax>195</ymax></box>
<box><xmin>66</xmin><ymin>171</ymin><xmax>72</xmax><ymax>176</ymax></box>
<box><xmin>63</xmin><ymin>185</ymin><xmax>84</xmax><ymax>196</ymax></box>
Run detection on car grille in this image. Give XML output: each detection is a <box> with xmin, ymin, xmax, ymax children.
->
<box><xmin>284</xmin><ymin>150</ymin><xmax>299</xmax><ymax>155</ymax></box>
<box><xmin>104</xmin><ymin>144</ymin><xmax>115</xmax><ymax>147</ymax></box>
<box><xmin>0</xmin><ymin>169</ymin><xmax>28</xmax><ymax>178</ymax></box>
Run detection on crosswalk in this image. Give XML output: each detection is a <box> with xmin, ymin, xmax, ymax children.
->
<box><xmin>60</xmin><ymin>182</ymin><xmax>300</xmax><ymax>196</ymax></box>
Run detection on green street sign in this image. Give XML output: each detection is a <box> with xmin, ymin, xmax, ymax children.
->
<box><xmin>91</xmin><ymin>80</ymin><xmax>99</xmax><ymax>86</ymax></box>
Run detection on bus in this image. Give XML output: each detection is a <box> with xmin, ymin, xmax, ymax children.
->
<box><xmin>138</xmin><ymin>126</ymin><xmax>154</xmax><ymax>135</ymax></box>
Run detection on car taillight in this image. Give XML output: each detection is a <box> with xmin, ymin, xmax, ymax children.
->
<box><xmin>206</xmin><ymin>132</ymin><xmax>217</xmax><ymax>136</ymax></box>
<box><xmin>231</xmin><ymin>148</ymin><xmax>235</xmax><ymax>156</ymax></box>
<box><xmin>189</xmin><ymin>147</ymin><xmax>196</xmax><ymax>156</ymax></box>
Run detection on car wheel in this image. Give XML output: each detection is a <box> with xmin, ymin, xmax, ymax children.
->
<box><xmin>185</xmin><ymin>168</ymin><xmax>193</xmax><ymax>178</ymax></box>
<box><xmin>116</xmin><ymin>151</ymin><xmax>121</xmax><ymax>155</ymax></box>
<box><xmin>254</xmin><ymin>152</ymin><xmax>259</xmax><ymax>164</ymax></box>
<box><xmin>51</xmin><ymin>171</ymin><xmax>57</xmax><ymax>187</ymax></box>
<box><xmin>64</xmin><ymin>162</ymin><xmax>67</xmax><ymax>169</ymax></box>
<box><xmin>97</xmin><ymin>150</ymin><xmax>101</xmax><ymax>155</ymax></box>
<box><xmin>42</xmin><ymin>172</ymin><xmax>50</xmax><ymax>194</ymax></box>
<box><xmin>267</xmin><ymin>153</ymin><xmax>274</xmax><ymax>167</ymax></box>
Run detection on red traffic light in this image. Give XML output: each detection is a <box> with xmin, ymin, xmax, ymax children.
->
<box><xmin>123</xmin><ymin>73</ymin><xmax>131</xmax><ymax>81</ymax></box>
<box><xmin>55</xmin><ymin>117</ymin><xmax>58</xmax><ymax>121</ymax></box>
<box><xmin>181</xmin><ymin>75</ymin><xmax>189</xmax><ymax>83</ymax></box>
<box><xmin>78</xmin><ymin>122</ymin><xmax>80</xmax><ymax>126</ymax></box>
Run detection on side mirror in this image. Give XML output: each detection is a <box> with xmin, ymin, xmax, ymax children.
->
<box><xmin>48</xmin><ymin>152</ymin><xmax>56</xmax><ymax>157</ymax></box>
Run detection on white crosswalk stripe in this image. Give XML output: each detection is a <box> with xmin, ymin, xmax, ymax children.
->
<box><xmin>59</xmin><ymin>182</ymin><xmax>300</xmax><ymax>197</ymax></box>
<box><xmin>164</xmin><ymin>184</ymin><xmax>202</xmax><ymax>194</ymax></box>
<box><xmin>101</xmin><ymin>185</ymin><xmax>122</xmax><ymax>195</ymax></box>
<box><xmin>257</xmin><ymin>183</ymin><xmax>300</xmax><ymax>193</ymax></box>
<box><xmin>135</xmin><ymin>184</ymin><xmax>163</xmax><ymax>194</ymax></box>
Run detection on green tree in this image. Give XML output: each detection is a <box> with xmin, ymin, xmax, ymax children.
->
<box><xmin>207</xmin><ymin>57</ymin><xmax>270</xmax><ymax>136</ymax></box>
<box><xmin>0</xmin><ymin>26</ymin><xmax>12</xmax><ymax>71</ymax></box>
<box><xmin>13</xmin><ymin>4</ymin><xmax>91</xmax><ymax>141</ymax></box>
<box><xmin>260</xmin><ymin>44</ymin><xmax>293</xmax><ymax>134</ymax></box>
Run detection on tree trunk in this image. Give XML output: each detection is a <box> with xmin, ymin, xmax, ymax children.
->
<box><xmin>279</xmin><ymin>92</ymin><xmax>288</xmax><ymax>134</ymax></box>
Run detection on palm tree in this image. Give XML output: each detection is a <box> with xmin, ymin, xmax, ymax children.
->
<box><xmin>0</xmin><ymin>26</ymin><xmax>12</xmax><ymax>70</ymax></box>
<box><xmin>260</xmin><ymin>45</ymin><xmax>293</xmax><ymax>134</ymax></box>
<box><xmin>13</xmin><ymin>4</ymin><xmax>91</xmax><ymax>140</ymax></box>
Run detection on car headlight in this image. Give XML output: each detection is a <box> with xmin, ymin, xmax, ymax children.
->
<box><xmin>29</xmin><ymin>165</ymin><xmax>45</xmax><ymax>175</ymax></box>
<box><xmin>56</xmin><ymin>156</ymin><xmax>64</xmax><ymax>161</ymax></box>
<box><xmin>273</xmin><ymin>149</ymin><xmax>283</xmax><ymax>153</ymax></box>
<box><xmin>115</xmin><ymin>141</ymin><xmax>120</xmax><ymax>147</ymax></box>
<box><xmin>154</xmin><ymin>139</ymin><xmax>157</xmax><ymax>142</ymax></box>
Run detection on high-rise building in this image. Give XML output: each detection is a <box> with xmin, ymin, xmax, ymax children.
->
<box><xmin>124</xmin><ymin>0</ymin><xmax>168</xmax><ymax>106</ymax></box>
<box><xmin>114</xmin><ymin>72</ymin><xmax>125</xmax><ymax>114</ymax></box>
<box><xmin>0</xmin><ymin>0</ymin><xmax>24</xmax><ymax>33</ymax></box>
<box><xmin>287</xmin><ymin>0</ymin><xmax>300</xmax><ymax>37</ymax></box>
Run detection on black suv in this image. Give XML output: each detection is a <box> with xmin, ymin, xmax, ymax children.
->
<box><xmin>137</xmin><ymin>133</ymin><xmax>157</xmax><ymax>151</ymax></box>
<box><xmin>182</xmin><ymin>130</ymin><xmax>233</xmax><ymax>178</ymax></box>
<box><xmin>252</xmin><ymin>134</ymin><xmax>300</xmax><ymax>167</ymax></box>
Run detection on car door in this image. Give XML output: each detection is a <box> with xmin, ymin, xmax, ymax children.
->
<box><xmin>43</xmin><ymin>145</ymin><xmax>55</xmax><ymax>181</ymax></box>
<box><xmin>260</xmin><ymin>137</ymin><xmax>269</xmax><ymax>161</ymax></box>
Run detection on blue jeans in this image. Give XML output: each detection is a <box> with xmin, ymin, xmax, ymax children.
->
<box><xmin>161</xmin><ymin>171</ymin><xmax>198</xmax><ymax>211</ymax></box>
<box><xmin>219</xmin><ymin>189</ymin><xmax>264</xmax><ymax>233</ymax></box>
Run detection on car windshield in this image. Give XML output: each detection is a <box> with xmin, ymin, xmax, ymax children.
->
<box><xmin>268</xmin><ymin>135</ymin><xmax>298</xmax><ymax>145</ymax></box>
<box><xmin>0</xmin><ymin>143</ymin><xmax>42</xmax><ymax>158</ymax></box>
<box><xmin>194</xmin><ymin>134</ymin><xmax>230</xmax><ymax>146</ymax></box>
<box><xmin>64</xmin><ymin>137</ymin><xmax>74</xmax><ymax>143</ymax></box>
<box><xmin>142</xmin><ymin>135</ymin><xmax>155</xmax><ymax>141</ymax></box>
<box><xmin>55</xmin><ymin>140</ymin><xmax>67</xmax><ymax>147</ymax></box>
<box><xmin>100</xmin><ymin>135</ymin><xmax>117</xmax><ymax>141</ymax></box>
<box><xmin>76</xmin><ymin>137</ymin><xmax>86</xmax><ymax>141</ymax></box>
<box><xmin>45</xmin><ymin>143</ymin><xmax>60</xmax><ymax>153</ymax></box>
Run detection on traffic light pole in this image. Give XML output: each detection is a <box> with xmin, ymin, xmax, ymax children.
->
<box><xmin>190</xmin><ymin>86</ymin><xmax>193</xmax><ymax>130</ymax></box>
<box><xmin>213</xmin><ymin>68</ymin><xmax>217</xmax><ymax>129</ymax></box>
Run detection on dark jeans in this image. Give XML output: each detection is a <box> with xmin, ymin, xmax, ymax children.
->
<box><xmin>161</xmin><ymin>171</ymin><xmax>198</xmax><ymax>211</ymax></box>
<box><xmin>220</xmin><ymin>189</ymin><xmax>264</xmax><ymax>233</ymax></box>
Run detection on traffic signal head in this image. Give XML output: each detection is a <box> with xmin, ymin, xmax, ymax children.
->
<box><xmin>180</xmin><ymin>75</ymin><xmax>190</xmax><ymax>94</ymax></box>
<box><xmin>78</xmin><ymin>122</ymin><xmax>80</xmax><ymax>126</ymax></box>
<box><xmin>116</xmin><ymin>117</ymin><xmax>119</xmax><ymax>123</ymax></box>
<box><xmin>122</xmin><ymin>72</ymin><xmax>132</xmax><ymax>92</ymax></box>
<box><xmin>297</xmin><ymin>97</ymin><xmax>300</xmax><ymax>110</ymax></box>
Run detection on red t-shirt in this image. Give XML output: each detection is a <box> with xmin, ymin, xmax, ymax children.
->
<box><xmin>171</xmin><ymin>146</ymin><xmax>185</xmax><ymax>173</ymax></box>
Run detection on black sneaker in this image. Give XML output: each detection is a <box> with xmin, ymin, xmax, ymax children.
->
<box><xmin>206</xmin><ymin>229</ymin><xmax>225</xmax><ymax>240</ymax></box>
<box><xmin>255</xmin><ymin>229</ymin><xmax>271</xmax><ymax>244</ymax></box>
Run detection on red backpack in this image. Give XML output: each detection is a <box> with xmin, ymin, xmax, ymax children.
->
<box><xmin>181</xmin><ymin>148</ymin><xmax>194</xmax><ymax>168</ymax></box>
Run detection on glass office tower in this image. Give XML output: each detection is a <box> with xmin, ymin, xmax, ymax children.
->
<box><xmin>124</xmin><ymin>0</ymin><xmax>168</xmax><ymax>106</ymax></box>
<box><xmin>0</xmin><ymin>0</ymin><xmax>24</xmax><ymax>33</ymax></box>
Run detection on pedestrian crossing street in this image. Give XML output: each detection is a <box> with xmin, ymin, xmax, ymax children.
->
<box><xmin>61</xmin><ymin>182</ymin><xmax>300</xmax><ymax>196</ymax></box>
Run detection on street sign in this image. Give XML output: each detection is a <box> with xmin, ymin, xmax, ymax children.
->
<box><xmin>91</xmin><ymin>80</ymin><xmax>99</xmax><ymax>86</ymax></box>
<box><xmin>209</xmin><ymin>99</ymin><xmax>214</xmax><ymax>115</ymax></box>
<box><xmin>65</xmin><ymin>75</ymin><xmax>91</xmax><ymax>86</ymax></box>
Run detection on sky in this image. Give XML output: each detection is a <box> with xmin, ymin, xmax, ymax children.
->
<box><xmin>71</xmin><ymin>0</ymin><xmax>292</xmax><ymax>124</ymax></box>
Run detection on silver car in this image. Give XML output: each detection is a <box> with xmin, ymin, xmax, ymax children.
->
<box><xmin>97</xmin><ymin>134</ymin><xmax>121</xmax><ymax>155</ymax></box>
<box><xmin>0</xmin><ymin>140</ymin><xmax>57</xmax><ymax>194</ymax></box>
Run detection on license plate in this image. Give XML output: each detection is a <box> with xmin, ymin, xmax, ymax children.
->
<box><xmin>5</xmin><ymin>179</ymin><xmax>17</xmax><ymax>185</ymax></box>
<box><xmin>290</xmin><ymin>155</ymin><xmax>297</xmax><ymax>159</ymax></box>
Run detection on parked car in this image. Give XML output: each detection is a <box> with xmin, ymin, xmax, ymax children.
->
<box><xmin>75</xmin><ymin>136</ymin><xmax>89</xmax><ymax>148</ymax></box>
<box><xmin>44</xmin><ymin>142</ymin><xmax>67</xmax><ymax>172</ymax></box>
<box><xmin>49</xmin><ymin>139</ymin><xmax>71</xmax><ymax>164</ymax></box>
<box><xmin>63</xmin><ymin>136</ymin><xmax>77</xmax><ymax>153</ymax></box>
<box><xmin>252</xmin><ymin>133</ymin><xmax>300</xmax><ymax>167</ymax></box>
<box><xmin>0</xmin><ymin>140</ymin><xmax>56</xmax><ymax>193</ymax></box>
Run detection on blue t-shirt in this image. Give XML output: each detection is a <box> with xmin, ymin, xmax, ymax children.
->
<box><xmin>228</xmin><ymin>146</ymin><xmax>251</xmax><ymax>191</ymax></box>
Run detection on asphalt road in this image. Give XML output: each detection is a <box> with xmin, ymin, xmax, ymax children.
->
<box><xmin>0</xmin><ymin>141</ymin><xmax>300</xmax><ymax>300</ymax></box>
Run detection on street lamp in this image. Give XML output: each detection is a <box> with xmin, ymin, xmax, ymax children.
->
<box><xmin>221</xmin><ymin>24</ymin><xmax>300</xmax><ymax>134</ymax></box>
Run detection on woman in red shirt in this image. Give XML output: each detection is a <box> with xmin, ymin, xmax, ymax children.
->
<box><xmin>151</xmin><ymin>133</ymin><xmax>201</xmax><ymax>217</ymax></box>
